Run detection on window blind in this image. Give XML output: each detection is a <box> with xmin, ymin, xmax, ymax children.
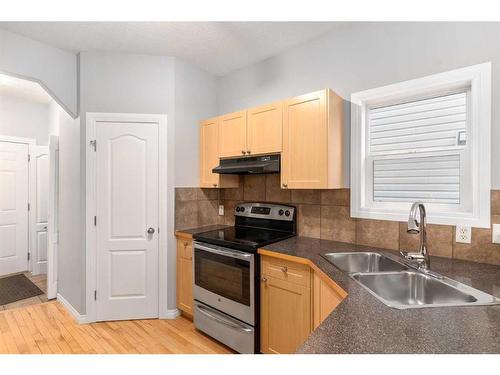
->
<box><xmin>369</xmin><ymin>92</ymin><xmax>467</xmax><ymax>154</ymax></box>
<box><xmin>373</xmin><ymin>154</ymin><xmax>460</xmax><ymax>204</ymax></box>
<box><xmin>368</xmin><ymin>91</ymin><xmax>467</xmax><ymax>205</ymax></box>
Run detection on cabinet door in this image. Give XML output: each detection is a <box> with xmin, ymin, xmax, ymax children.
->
<box><xmin>261</xmin><ymin>275</ymin><xmax>311</xmax><ymax>354</ymax></box>
<box><xmin>219</xmin><ymin>110</ymin><xmax>247</xmax><ymax>158</ymax></box>
<box><xmin>199</xmin><ymin>118</ymin><xmax>220</xmax><ymax>187</ymax></box>
<box><xmin>176</xmin><ymin>239</ymin><xmax>193</xmax><ymax>315</ymax></box>
<box><xmin>282</xmin><ymin>90</ymin><xmax>328</xmax><ymax>189</ymax></box>
<box><xmin>247</xmin><ymin>102</ymin><xmax>282</xmax><ymax>156</ymax></box>
<box><xmin>313</xmin><ymin>272</ymin><xmax>343</xmax><ymax>329</ymax></box>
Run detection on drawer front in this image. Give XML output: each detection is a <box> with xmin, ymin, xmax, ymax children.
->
<box><xmin>262</xmin><ymin>256</ymin><xmax>311</xmax><ymax>287</ymax></box>
<box><xmin>177</xmin><ymin>239</ymin><xmax>193</xmax><ymax>260</ymax></box>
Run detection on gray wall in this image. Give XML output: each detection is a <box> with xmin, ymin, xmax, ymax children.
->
<box><xmin>0</xmin><ymin>29</ymin><xmax>78</xmax><ymax>117</ymax></box>
<box><xmin>216</xmin><ymin>22</ymin><xmax>500</xmax><ymax>188</ymax></box>
<box><xmin>174</xmin><ymin>58</ymin><xmax>218</xmax><ymax>187</ymax></box>
<box><xmin>57</xmin><ymin>107</ymin><xmax>82</xmax><ymax>312</ymax></box>
<box><xmin>0</xmin><ymin>95</ymin><xmax>50</xmax><ymax>144</ymax></box>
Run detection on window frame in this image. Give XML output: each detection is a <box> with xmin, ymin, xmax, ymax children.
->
<box><xmin>350</xmin><ymin>63</ymin><xmax>491</xmax><ymax>228</ymax></box>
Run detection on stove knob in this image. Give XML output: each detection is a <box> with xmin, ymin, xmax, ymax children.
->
<box><xmin>240</xmin><ymin>207</ymin><xmax>245</xmax><ymax>212</ymax></box>
<box><xmin>285</xmin><ymin>210</ymin><xmax>291</xmax><ymax>217</ymax></box>
<box><xmin>236</xmin><ymin>206</ymin><xmax>241</xmax><ymax>212</ymax></box>
<box><xmin>278</xmin><ymin>209</ymin><xmax>284</xmax><ymax>216</ymax></box>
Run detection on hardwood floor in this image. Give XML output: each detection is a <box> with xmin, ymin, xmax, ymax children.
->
<box><xmin>0</xmin><ymin>301</ymin><xmax>234</xmax><ymax>354</ymax></box>
<box><xmin>0</xmin><ymin>272</ymin><xmax>48</xmax><ymax>311</ymax></box>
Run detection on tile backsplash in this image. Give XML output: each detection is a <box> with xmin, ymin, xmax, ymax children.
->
<box><xmin>175</xmin><ymin>176</ymin><xmax>500</xmax><ymax>266</ymax></box>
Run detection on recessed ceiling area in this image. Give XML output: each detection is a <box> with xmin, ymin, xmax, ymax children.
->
<box><xmin>0</xmin><ymin>22</ymin><xmax>347</xmax><ymax>76</ymax></box>
<box><xmin>0</xmin><ymin>74</ymin><xmax>53</xmax><ymax>104</ymax></box>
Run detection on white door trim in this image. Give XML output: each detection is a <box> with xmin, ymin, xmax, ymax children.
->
<box><xmin>85</xmin><ymin>112</ymin><xmax>169</xmax><ymax>323</ymax></box>
<box><xmin>47</xmin><ymin>136</ymin><xmax>59</xmax><ymax>299</ymax></box>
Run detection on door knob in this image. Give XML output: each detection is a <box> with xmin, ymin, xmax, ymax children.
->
<box><xmin>147</xmin><ymin>227</ymin><xmax>155</xmax><ymax>234</ymax></box>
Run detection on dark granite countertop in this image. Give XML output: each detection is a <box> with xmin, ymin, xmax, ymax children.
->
<box><xmin>260</xmin><ymin>237</ymin><xmax>500</xmax><ymax>354</ymax></box>
<box><xmin>175</xmin><ymin>224</ymin><xmax>229</xmax><ymax>236</ymax></box>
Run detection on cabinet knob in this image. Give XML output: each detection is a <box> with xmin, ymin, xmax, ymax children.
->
<box><xmin>241</xmin><ymin>150</ymin><xmax>246</xmax><ymax>155</ymax></box>
<box><xmin>213</xmin><ymin>183</ymin><xmax>218</xmax><ymax>187</ymax></box>
<box><xmin>246</xmin><ymin>150</ymin><xmax>251</xmax><ymax>154</ymax></box>
<box><xmin>281</xmin><ymin>266</ymin><xmax>288</xmax><ymax>273</ymax></box>
<box><xmin>261</xmin><ymin>277</ymin><xmax>268</xmax><ymax>283</ymax></box>
<box><xmin>282</xmin><ymin>183</ymin><xmax>288</xmax><ymax>188</ymax></box>
<box><xmin>184</xmin><ymin>242</ymin><xmax>189</xmax><ymax>247</ymax></box>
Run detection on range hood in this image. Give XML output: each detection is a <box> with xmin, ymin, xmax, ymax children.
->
<box><xmin>212</xmin><ymin>154</ymin><xmax>280</xmax><ymax>175</ymax></box>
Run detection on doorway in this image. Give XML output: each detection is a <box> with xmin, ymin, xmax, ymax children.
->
<box><xmin>86</xmin><ymin>113</ymin><xmax>168</xmax><ymax>322</ymax></box>
<box><xmin>0</xmin><ymin>136</ymin><xmax>58</xmax><ymax>309</ymax></box>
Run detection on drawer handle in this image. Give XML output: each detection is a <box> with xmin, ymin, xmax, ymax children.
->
<box><xmin>281</xmin><ymin>266</ymin><xmax>288</xmax><ymax>273</ymax></box>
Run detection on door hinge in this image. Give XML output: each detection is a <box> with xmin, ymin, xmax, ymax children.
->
<box><xmin>90</xmin><ymin>140</ymin><xmax>96</xmax><ymax>151</ymax></box>
<box><xmin>94</xmin><ymin>290</ymin><xmax>97</xmax><ymax>301</ymax></box>
<box><xmin>28</xmin><ymin>203</ymin><xmax>30</xmax><ymax>211</ymax></box>
<box><xmin>94</xmin><ymin>216</ymin><xmax>97</xmax><ymax>226</ymax></box>
<box><xmin>28</xmin><ymin>154</ymin><xmax>31</xmax><ymax>162</ymax></box>
<box><xmin>27</xmin><ymin>252</ymin><xmax>30</xmax><ymax>261</ymax></box>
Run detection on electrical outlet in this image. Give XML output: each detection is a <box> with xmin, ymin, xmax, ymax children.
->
<box><xmin>492</xmin><ymin>224</ymin><xmax>500</xmax><ymax>244</ymax></box>
<box><xmin>455</xmin><ymin>225</ymin><xmax>472</xmax><ymax>244</ymax></box>
<box><xmin>218</xmin><ymin>204</ymin><xmax>224</xmax><ymax>216</ymax></box>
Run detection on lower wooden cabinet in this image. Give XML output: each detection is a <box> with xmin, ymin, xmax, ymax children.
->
<box><xmin>261</xmin><ymin>274</ymin><xmax>312</xmax><ymax>354</ymax></box>
<box><xmin>176</xmin><ymin>235</ymin><xmax>194</xmax><ymax>316</ymax></box>
<box><xmin>260</xmin><ymin>253</ymin><xmax>346</xmax><ymax>354</ymax></box>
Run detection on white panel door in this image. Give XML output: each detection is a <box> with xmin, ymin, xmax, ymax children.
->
<box><xmin>0</xmin><ymin>141</ymin><xmax>29</xmax><ymax>276</ymax></box>
<box><xmin>30</xmin><ymin>145</ymin><xmax>49</xmax><ymax>275</ymax></box>
<box><xmin>96</xmin><ymin>121</ymin><xmax>159</xmax><ymax>321</ymax></box>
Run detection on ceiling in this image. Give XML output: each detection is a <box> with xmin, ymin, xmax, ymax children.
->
<box><xmin>0</xmin><ymin>22</ymin><xmax>346</xmax><ymax>76</ymax></box>
<box><xmin>0</xmin><ymin>74</ymin><xmax>53</xmax><ymax>104</ymax></box>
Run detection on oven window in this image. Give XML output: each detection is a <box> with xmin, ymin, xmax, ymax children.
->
<box><xmin>194</xmin><ymin>249</ymin><xmax>251</xmax><ymax>306</ymax></box>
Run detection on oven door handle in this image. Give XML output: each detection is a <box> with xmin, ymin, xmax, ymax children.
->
<box><xmin>194</xmin><ymin>243</ymin><xmax>253</xmax><ymax>260</ymax></box>
<box><xmin>196</xmin><ymin>304</ymin><xmax>253</xmax><ymax>333</ymax></box>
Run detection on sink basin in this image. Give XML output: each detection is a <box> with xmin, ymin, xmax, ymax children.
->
<box><xmin>322</xmin><ymin>252</ymin><xmax>408</xmax><ymax>273</ymax></box>
<box><xmin>352</xmin><ymin>271</ymin><xmax>500</xmax><ymax>309</ymax></box>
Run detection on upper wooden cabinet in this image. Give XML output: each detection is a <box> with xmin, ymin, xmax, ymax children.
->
<box><xmin>219</xmin><ymin>110</ymin><xmax>248</xmax><ymax>158</ymax></box>
<box><xmin>247</xmin><ymin>102</ymin><xmax>283</xmax><ymax>156</ymax></box>
<box><xmin>199</xmin><ymin>117</ymin><xmax>239</xmax><ymax>188</ymax></box>
<box><xmin>282</xmin><ymin>89</ymin><xmax>344</xmax><ymax>189</ymax></box>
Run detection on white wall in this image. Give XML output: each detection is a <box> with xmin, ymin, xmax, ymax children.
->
<box><xmin>174</xmin><ymin>59</ymin><xmax>217</xmax><ymax>187</ymax></box>
<box><xmin>0</xmin><ymin>29</ymin><xmax>78</xmax><ymax>117</ymax></box>
<box><xmin>216</xmin><ymin>22</ymin><xmax>500</xmax><ymax>188</ymax></box>
<box><xmin>0</xmin><ymin>95</ymin><xmax>50</xmax><ymax>144</ymax></box>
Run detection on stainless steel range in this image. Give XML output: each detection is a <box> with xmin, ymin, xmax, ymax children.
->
<box><xmin>192</xmin><ymin>202</ymin><xmax>296</xmax><ymax>354</ymax></box>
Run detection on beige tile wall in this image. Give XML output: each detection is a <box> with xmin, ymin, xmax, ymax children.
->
<box><xmin>175</xmin><ymin>178</ymin><xmax>500</xmax><ymax>266</ymax></box>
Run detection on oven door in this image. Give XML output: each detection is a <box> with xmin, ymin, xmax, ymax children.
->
<box><xmin>193</xmin><ymin>242</ymin><xmax>254</xmax><ymax>325</ymax></box>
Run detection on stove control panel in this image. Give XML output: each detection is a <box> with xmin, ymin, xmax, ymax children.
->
<box><xmin>234</xmin><ymin>202</ymin><xmax>295</xmax><ymax>221</ymax></box>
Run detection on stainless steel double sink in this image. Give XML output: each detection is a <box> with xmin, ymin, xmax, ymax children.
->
<box><xmin>322</xmin><ymin>252</ymin><xmax>500</xmax><ymax>309</ymax></box>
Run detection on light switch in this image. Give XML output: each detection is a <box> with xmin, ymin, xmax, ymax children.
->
<box><xmin>492</xmin><ymin>224</ymin><xmax>500</xmax><ymax>244</ymax></box>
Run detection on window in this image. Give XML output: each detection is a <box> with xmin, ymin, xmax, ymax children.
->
<box><xmin>351</xmin><ymin>63</ymin><xmax>491</xmax><ymax>227</ymax></box>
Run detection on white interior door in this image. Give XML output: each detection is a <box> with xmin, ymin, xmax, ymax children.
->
<box><xmin>0</xmin><ymin>141</ymin><xmax>29</xmax><ymax>276</ymax></box>
<box><xmin>29</xmin><ymin>145</ymin><xmax>49</xmax><ymax>275</ymax></box>
<box><xmin>96</xmin><ymin>121</ymin><xmax>159</xmax><ymax>321</ymax></box>
<box><xmin>47</xmin><ymin>136</ymin><xmax>59</xmax><ymax>299</ymax></box>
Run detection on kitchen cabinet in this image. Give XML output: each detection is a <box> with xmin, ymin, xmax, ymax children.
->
<box><xmin>199</xmin><ymin>117</ymin><xmax>239</xmax><ymax>188</ymax></box>
<box><xmin>259</xmin><ymin>251</ymin><xmax>347</xmax><ymax>354</ymax></box>
<box><xmin>247</xmin><ymin>102</ymin><xmax>282</xmax><ymax>155</ymax></box>
<box><xmin>219</xmin><ymin>110</ymin><xmax>248</xmax><ymax>158</ymax></box>
<box><xmin>282</xmin><ymin>89</ymin><xmax>344</xmax><ymax>189</ymax></box>
<box><xmin>313</xmin><ymin>272</ymin><xmax>344</xmax><ymax>329</ymax></box>
<box><xmin>176</xmin><ymin>234</ymin><xmax>194</xmax><ymax>316</ymax></box>
<box><xmin>260</xmin><ymin>255</ymin><xmax>312</xmax><ymax>354</ymax></box>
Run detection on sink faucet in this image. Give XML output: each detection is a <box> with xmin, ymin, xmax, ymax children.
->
<box><xmin>400</xmin><ymin>201</ymin><xmax>430</xmax><ymax>270</ymax></box>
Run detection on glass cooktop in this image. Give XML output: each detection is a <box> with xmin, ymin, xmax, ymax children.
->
<box><xmin>193</xmin><ymin>226</ymin><xmax>295</xmax><ymax>252</ymax></box>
